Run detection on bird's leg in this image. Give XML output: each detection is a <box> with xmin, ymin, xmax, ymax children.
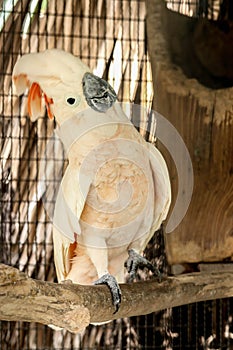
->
<box><xmin>86</xmin><ymin>246</ymin><xmax>121</xmax><ymax>313</ymax></box>
<box><xmin>124</xmin><ymin>248</ymin><xmax>161</xmax><ymax>282</ymax></box>
<box><xmin>94</xmin><ymin>273</ymin><xmax>121</xmax><ymax>314</ymax></box>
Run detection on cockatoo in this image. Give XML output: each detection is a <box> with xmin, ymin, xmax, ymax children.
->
<box><xmin>12</xmin><ymin>49</ymin><xmax>171</xmax><ymax>315</ymax></box>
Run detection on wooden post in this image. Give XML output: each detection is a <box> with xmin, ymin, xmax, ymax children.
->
<box><xmin>146</xmin><ymin>0</ymin><xmax>233</xmax><ymax>264</ymax></box>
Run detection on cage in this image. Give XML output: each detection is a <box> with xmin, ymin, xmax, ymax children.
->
<box><xmin>1</xmin><ymin>0</ymin><xmax>233</xmax><ymax>349</ymax></box>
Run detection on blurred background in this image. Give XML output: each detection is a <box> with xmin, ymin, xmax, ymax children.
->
<box><xmin>1</xmin><ymin>0</ymin><xmax>233</xmax><ymax>349</ymax></box>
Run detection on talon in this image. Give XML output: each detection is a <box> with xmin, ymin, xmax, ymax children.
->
<box><xmin>125</xmin><ymin>249</ymin><xmax>161</xmax><ymax>282</ymax></box>
<box><xmin>94</xmin><ymin>273</ymin><xmax>121</xmax><ymax>314</ymax></box>
<box><xmin>61</xmin><ymin>279</ymin><xmax>73</xmax><ymax>285</ymax></box>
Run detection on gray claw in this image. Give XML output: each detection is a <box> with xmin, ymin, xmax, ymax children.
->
<box><xmin>125</xmin><ymin>249</ymin><xmax>161</xmax><ymax>282</ymax></box>
<box><xmin>94</xmin><ymin>273</ymin><xmax>121</xmax><ymax>314</ymax></box>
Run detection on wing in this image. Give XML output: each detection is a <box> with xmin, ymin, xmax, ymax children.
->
<box><xmin>52</xmin><ymin>166</ymin><xmax>92</xmax><ymax>282</ymax></box>
<box><xmin>149</xmin><ymin>142</ymin><xmax>171</xmax><ymax>230</ymax></box>
<box><xmin>52</xmin><ymin>226</ymin><xmax>75</xmax><ymax>282</ymax></box>
<box><xmin>137</xmin><ymin>142</ymin><xmax>171</xmax><ymax>253</ymax></box>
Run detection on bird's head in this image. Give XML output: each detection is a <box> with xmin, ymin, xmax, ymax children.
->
<box><xmin>12</xmin><ymin>49</ymin><xmax>117</xmax><ymax>125</ymax></box>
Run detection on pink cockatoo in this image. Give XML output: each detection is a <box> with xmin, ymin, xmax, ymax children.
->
<box><xmin>12</xmin><ymin>49</ymin><xmax>171</xmax><ymax>314</ymax></box>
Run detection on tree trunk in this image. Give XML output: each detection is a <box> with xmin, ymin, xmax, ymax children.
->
<box><xmin>146</xmin><ymin>0</ymin><xmax>233</xmax><ymax>264</ymax></box>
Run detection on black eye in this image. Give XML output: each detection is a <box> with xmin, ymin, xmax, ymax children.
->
<box><xmin>66</xmin><ymin>97</ymin><xmax>76</xmax><ymax>105</ymax></box>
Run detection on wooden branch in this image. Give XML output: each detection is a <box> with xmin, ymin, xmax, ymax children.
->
<box><xmin>1</xmin><ymin>263</ymin><xmax>233</xmax><ymax>333</ymax></box>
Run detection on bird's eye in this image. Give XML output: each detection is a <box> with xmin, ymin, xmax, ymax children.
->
<box><xmin>66</xmin><ymin>97</ymin><xmax>76</xmax><ymax>105</ymax></box>
<box><xmin>66</xmin><ymin>96</ymin><xmax>80</xmax><ymax>106</ymax></box>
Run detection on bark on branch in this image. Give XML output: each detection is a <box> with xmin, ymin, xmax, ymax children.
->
<box><xmin>1</xmin><ymin>263</ymin><xmax>233</xmax><ymax>333</ymax></box>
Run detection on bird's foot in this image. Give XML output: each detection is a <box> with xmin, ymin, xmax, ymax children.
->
<box><xmin>94</xmin><ymin>273</ymin><xmax>121</xmax><ymax>314</ymax></box>
<box><xmin>61</xmin><ymin>279</ymin><xmax>73</xmax><ymax>285</ymax></box>
<box><xmin>124</xmin><ymin>249</ymin><xmax>161</xmax><ymax>282</ymax></box>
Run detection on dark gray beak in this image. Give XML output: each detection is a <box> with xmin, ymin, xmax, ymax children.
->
<box><xmin>82</xmin><ymin>72</ymin><xmax>117</xmax><ymax>113</ymax></box>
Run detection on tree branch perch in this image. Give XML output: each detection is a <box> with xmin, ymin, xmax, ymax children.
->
<box><xmin>1</xmin><ymin>263</ymin><xmax>233</xmax><ymax>333</ymax></box>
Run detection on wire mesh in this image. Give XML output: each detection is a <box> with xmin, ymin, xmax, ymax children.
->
<box><xmin>1</xmin><ymin>0</ymin><xmax>233</xmax><ymax>349</ymax></box>
<box><xmin>164</xmin><ymin>0</ymin><xmax>232</xmax><ymax>20</ymax></box>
